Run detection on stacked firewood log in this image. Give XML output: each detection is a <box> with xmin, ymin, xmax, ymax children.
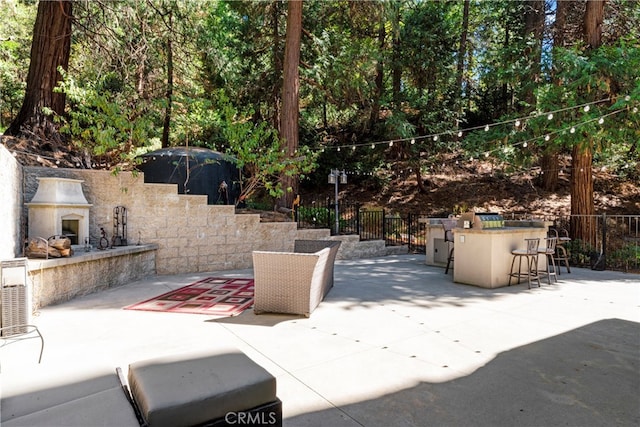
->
<box><xmin>25</xmin><ymin>236</ymin><xmax>74</xmax><ymax>258</ymax></box>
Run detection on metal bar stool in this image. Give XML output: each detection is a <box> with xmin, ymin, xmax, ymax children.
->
<box><xmin>440</xmin><ymin>219</ymin><xmax>457</xmax><ymax>274</ymax></box>
<box><xmin>549</xmin><ymin>228</ymin><xmax>571</xmax><ymax>274</ymax></box>
<box><xmin>538</xmin><ymin>237</ymin><xmax>558</xmax><ymax>284</ymax></box>
<box><xmin>508</xmin><ymin>238</ymin><xmax>541</xmax><ymax>289</ymax></box>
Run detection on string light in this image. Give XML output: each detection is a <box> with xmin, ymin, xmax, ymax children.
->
<box><xmin>583</xmin><ymin>106</ymin><xmax>590</xmax><ymax>112</ymax></box>
<box><xmin>317</xmin><ymin>96</ymin><xmax>630</xmax><ymax>155</ymax></box>
<box><xmin>570</xmin><ymin>127</ymin><xmax>576</xmax><ymax>133</ymax></box>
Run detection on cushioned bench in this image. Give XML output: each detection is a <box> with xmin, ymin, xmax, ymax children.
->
<box><xmin>128</xmin><ymin>349</ymin><xmax>282</xmax><ymax>427</ymax></box>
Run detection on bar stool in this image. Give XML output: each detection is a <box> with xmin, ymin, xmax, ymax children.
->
<box><xmin>549</xmin><ymin>228</ymin><xmax>571</xmax><ymax>274</ymax></box>
<box><xmin>538</xmin><ymin>237</ymin><xmax>558</xmax><ymax>284</ymax></box>
<box><xmin>508</xmin><ymin>238</ymin><xmax>541</xmax><ymax>289</ymax></box>
<box><xmin>440</xmin><ymin>219</ymin><xmax>457</xmax><ymax>274</ymax></box>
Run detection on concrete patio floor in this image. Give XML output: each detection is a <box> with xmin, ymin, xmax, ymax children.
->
<box><xmin>2</xmin><ymin>254</ymin><xmax>639</xmax><ymax>426</ymax></box>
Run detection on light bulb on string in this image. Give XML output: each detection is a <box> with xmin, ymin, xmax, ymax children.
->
<box><xmin>598</xmin><ymin>118</ymin><xmax>604</xmax><ymax>124</ymax></box>
<box><xmin>352</xmin><ymin>145</ymin><xmax>356</xmax><ymax>151</ymax></box>
<box><xmin>583</xmin><ymin>105</ymin><xmax>590</xmax><ymax>112</ymax></box>
<box><xmin>544</xmin><ymin>135</ymin><xmax>550</xmax><ymax>141</ymax></box>
<box><xmin>547</xmin><ymin>113</ymin><xmax>553</xmax><ymax>120</ymax></box>
<box><xmin>371</xmin><ymin>144</ymin><xmax>375</xmax><ymax>149</ymax></box>
<box><xmin>411</xmin><ymin>138</ymin><xmax>415</xmax><ymax>145</ymax></box>
<box><xmin>515</xmin><ymin>120</ymin><xmax>521</xmax><ymax>127</ymax></box>
<box><xmin>633</xmin><ymin>107</ymin><xmax>638</xmax><ymax>113</ymax></box>
<box><xmin>337</xmin><ymin>147</ymin><xmax>341</xmax><ymax>152</ymax></box>
<box><xmin>457</xmin><ymin>131</ymin><xmax>463</xmax><ymax>137</ymax></box>
<box><xmin>570</xmin><ymin>127</ymin><xmax>576</xmax><ymax>133</ymax></box>
<box><xmin>625</xmin><ymin>95</ymin><xmax>631</xmax><ymax>101</ymax></box>
<box><xmin>484</xmin><ymin>125</ymin><xmax>489</xmax><ymax>132</ymax></box>
<box><xmin>389</xmin><ymin>141</ymin><xmax>394</xmax><ymax>147</ymax></box>
<box><xmin>523</xmin><ymin>142</ymin><xmax>528</xmax><ymax>148</ymax></box>
<box><xmin>433</xmin><ymin>135</ymin><xmax>438</xmax><ymax>141</ymax></box>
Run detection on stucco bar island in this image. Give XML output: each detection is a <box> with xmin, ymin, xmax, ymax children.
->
<box><xmin>452</xmin><ymin>220</ymin><xmax>551</xmax><ymax>288</ymax></box>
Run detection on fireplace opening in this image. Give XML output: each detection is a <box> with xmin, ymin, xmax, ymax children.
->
<box><xmin>61</xmin><ymin>219</ymin><xmax>79</xmax><ymax>245</ymax></box>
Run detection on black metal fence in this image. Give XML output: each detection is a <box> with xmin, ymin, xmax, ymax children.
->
<box><xmin>546</xmin><ymin>214</ymin><xmax>639</xmax><ymax>273</ymax></box>
<box><xmin>295</xmin><ymin>200</ymin><xmax>427</xmax><ymax>252</ymax></box>
<box><xmin>296</xmin><ymin>201</ymin><xmax>639</xmax><ymax>273</ymax></box>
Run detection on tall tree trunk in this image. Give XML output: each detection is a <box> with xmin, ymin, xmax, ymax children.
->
<box><xmin>279</xmin><ymin>0</ymin><xmax>302</xmax><ymax>209</ymax></box>
<box><xmin>570</xmin><ymin>143</ymin><xmax>596</xmax><ymax>240</ymax></box>
<box><xmin>5</xmin><ymin>1</ymin><xmax>72</xmax><ymax>140</ymax></box>
<box><xmin>270</xmin><ymin>1</ymin><xmax>282</xmax><ymax>132</ymax></box>
<box><xmin>161</xmin><ymin>10</ymin><xmax>173</xmax><ymax>148</ymax></box>
<box><xmin>456</xmin><ymin>0</ymin><xmax>470</xmax><ymax>103</ymax></box>
<box><xmin>523</xmin><ymin>0</ymin><xmax>544</xmax><ymax>107</ymax></box>
<box><xmin>368</xmin><ymin>17</ymin><xmax>385</xmax><ymax>132</ymax></box>
<box><xmin>391</xmin><ymin>2</ymin><xmax>401</xmax><ymax>106</ymax></box>
<box><xmin>539</xmin><ymin>151</ymin><xmax>559</xmax><ymax>191</ymax></box>
<box><xmin>539</xmin><ymin>0</ymin><xmax>566</xmax><ymax>191</ymax></box>
<box><xmin>584</xmin><ymin>0</ymin><xmax>605</xmax><ymax>49</ymax></box>
<box><xmin>571</xmin><ymin>0</ymin><xmax>605</xmax><ymax>242</ymax></box>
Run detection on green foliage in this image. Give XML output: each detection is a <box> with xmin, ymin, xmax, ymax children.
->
<box><xmin>297</xmin><ymin>205</ymin><xmax>330</xmax><ymax>228</ymax></box>
<box><xmin>218</xmin><ymin>101</ymin><xmax>318</xmax><ymax>204</ymax></box>
<box><xmin>0</xmin><ymin>0</ymin><xmax>36</xmax><ymax>131</ymax></box>
<box><xmin>3</xmin><ymin>0</ymin><xmax>638</xmax><ymax>204</ymax></box>
<box><xmin>57</xmin><ymin>70</ymin><xmax>159</xmax><ymax>164</ymax></box>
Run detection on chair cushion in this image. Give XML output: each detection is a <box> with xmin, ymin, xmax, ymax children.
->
<box><xmin>128</xmin><ymin>349</ymin><xmax>277</xmax><ymax>427</ymax></box>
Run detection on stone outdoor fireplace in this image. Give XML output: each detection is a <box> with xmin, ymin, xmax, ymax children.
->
<box><xmin>26</xmin><ymin>177</ymin><xmax>93</xmax><ymax>245</ymax></box>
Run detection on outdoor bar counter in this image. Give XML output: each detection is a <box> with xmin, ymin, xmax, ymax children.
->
<box><xmin>452</xmin><ymin>220</ymin><xmax>552</xmax><ymax>288</ymax></box>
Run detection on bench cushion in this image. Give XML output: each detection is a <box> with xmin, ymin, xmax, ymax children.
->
<box><xmin>128</xmin><ymin>349</ymin><xmax>277</xmax><ymax>427</ymax></box>
<box><xmin>1</xmin><ymin>369</ymin><xmax>139</xmax><ymax>427</ymax></box>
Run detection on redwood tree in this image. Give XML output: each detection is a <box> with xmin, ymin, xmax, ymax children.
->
<box><xmin>4</xmin><ymin>1</ymin><xmax>72</xmax><ymax>141</ymax></box>
<box><xmin>278</xmin><ymin>0</ymin><xmax>302</xmax><ymax>209</ymax></box>
<box><xmin>570</xmin><ymin>0</ymin><xmax>605</xmax><ymax>242</ymax></box>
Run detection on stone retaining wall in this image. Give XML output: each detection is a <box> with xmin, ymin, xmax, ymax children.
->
<box><xmin>27</xmin><ymin>245</ymin><xmax>157</xmax><ymax>309</ymax></box>
<box><xmin>1</xmin><ymin>165</ymin><xmax>407</xmax><ymax>309</ymax></box>
<box><xmin>23</xmin><ymin>168</ymin><xmax>406</xmax><ymax>276</ymax></box>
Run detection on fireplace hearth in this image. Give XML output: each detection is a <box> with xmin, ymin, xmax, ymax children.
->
<box><xmin>26</xmin><ymin>177</ymin><xmax>93</xmax><ymax>246</ymax></box>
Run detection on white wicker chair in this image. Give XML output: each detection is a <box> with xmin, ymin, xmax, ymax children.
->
<box><xmin>252</xmin><ymin>247</ymin><xmax>333</xmax><ymax>317</ymax></box>
<box><xmin>293</xmin><ymin>240</ymin><xmax>341</xmax><ymax>295</ymax></box>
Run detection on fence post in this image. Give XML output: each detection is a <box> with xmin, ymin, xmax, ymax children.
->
<box><xmin>382</xmin><ymin>209</ymin><xmax>386</xmax><ymax>243</ymax></box>
<box><xmin>602</xmin><ymin>213</ymin><xmax>607</xmax><ymax>270</ymax></box>
<box><xmin>407</xmin><ymin>213</ymin><xmax>412</xmax><ymax>251</ymax></box>
<box><xmin>326</xmin><ymin>198</ymin><xmax>332</xmax><ymax>233</ymax></box>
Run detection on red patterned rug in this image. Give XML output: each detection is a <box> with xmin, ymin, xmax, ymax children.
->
<box><xmin>124</xmin><ymin>277</ymin><xmax>254</xmax><ymax>316</ymax></box>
